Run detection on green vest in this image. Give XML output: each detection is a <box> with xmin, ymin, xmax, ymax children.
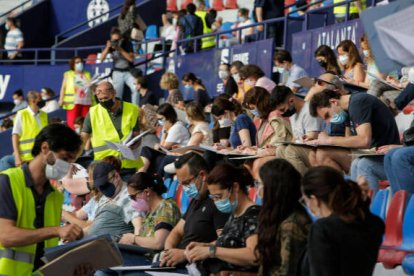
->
<box><xmin>0</xmin><ymin>167</ymin><xmax>63</xmax><ymax>275</ymax></box>
<box><xmin>62</xmin><ymin>70</ymin><xmax>92</xmax><ymax>110</ymax></box>
<box><xmin>18</xmin><ymin>108</ymin><xmax>48</xmax><ymax>162</ymax></box>
<box><xmin>333</xmin><ymin>0</ymin><xmax>366</xmax><ymax>15</ymax></box>
<box><xmin>195</xmin><ymin>10</ymin><xmax>215</xmax><ymax>49</ymax></box>
<box><xmin>90</xmin><ymin>102</ymin><xmax>143</xmax><ymax>170</ymax></box>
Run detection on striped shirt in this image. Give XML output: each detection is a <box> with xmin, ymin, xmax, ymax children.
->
<box><xmin>5</xmin><ymin>28</ymin><xmax>24</xmax><ymax>58</ymax></box>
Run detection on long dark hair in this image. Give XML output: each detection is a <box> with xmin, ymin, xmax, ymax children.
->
<box><xmin>120</xmin><ymin>0</ymin><xmax>135</xmax><ymax>19</ymax></box>
<box><xmin>211</xmin><ymin>97</ymin><xmax>243</xmax><ymax>117</ymax></box>
<box><xmin>336</xmin><ymin>40</ymin><xmax>363</xmax><ymax>70</ymax></box>
<box><xmin>314</xmin><ymin>45</ymin><xmax>341</xmax><ymax>75</ymax></box>
<box><xmin>257</xmin><ymin>159</ymin><xmax>302</xmax><ymax>271</ymax></box>
<box><xmin>302</xmin><ymin>166</ymin><xmax>369</xmax><ymax>223</ymax></box>
<box><xmin>182</xmin><ymin>72</ymin><xmax>206</xmax><ymax>89</ymax></box>
<box><xmin>206</xmin><ymin>163</ymin><xmax>253</xmax><ymax>194</ymax></box>
<box><xmin>127</xmin><ymin>172</ymin><xmax>166</xmax><ymax>196</ymax></box>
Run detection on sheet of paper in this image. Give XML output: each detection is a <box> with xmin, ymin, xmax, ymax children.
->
<box><xmin>366</xmin><ymin>72</ymin><xmax>401</xmax><ymax>91</ymax></box>
<box><xmin>125</xmin><ymin>130</ymin><xmax>151</xmax><ymax>147</ymax></box>
<box><xmin>104</xmin><ymin>140</ymin><xmax>138</xmax><ymax>160</ymax></box>
<box><xmin>110</xmin><ymin>266</ymin><xmax>176</xmax><ymax>271</ymax></box>
<box><xmin>374</xmin><ymin>5</ymin><xmax>414</xmax><ymax>66</ymax></box>
<box><xmin>293</xmin><ymin>77</ymin><xmax>314</xmax><ymax>89</ymax></box>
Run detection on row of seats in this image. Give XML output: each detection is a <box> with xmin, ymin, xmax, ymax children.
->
<box><xmin>371</xmin><ymin>189</ymin><xmax>414</xmax><ymax>274</ymax></box>
<box><xmin>167</xmin><ymin>0</ymin><xmax>238</xmax><ymax>11</ymax></box>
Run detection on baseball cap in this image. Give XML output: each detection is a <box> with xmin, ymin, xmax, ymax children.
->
<box><xmin>93</xmin><ymin>162</ymin><xmax>117</xmax><ymax>198</ymax></box>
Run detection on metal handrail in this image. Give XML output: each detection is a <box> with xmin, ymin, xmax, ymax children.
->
<box><xmin>0</xmin><ymin>0</ymin><xmax>33</xmax><ymax>20</ymax></box>
<box><xmin>176</xmin><ymin>0</ymin><xmax>360</xmax><ymax>53</ymax></box>
<box><xmin>54</xmin><ymin>0</ymin><xmax>152</xmax><ymax>45</ymax></box>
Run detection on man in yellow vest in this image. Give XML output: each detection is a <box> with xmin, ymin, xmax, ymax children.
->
<box><xmin>81</xmin><ymin>81</ymin><xmax>143</xmax><ymax>178</ymax></box>
<box><xmin>333</xmin><ymin>0</ymin><xmax>366</xmax><ymax>23</ymax></box>
<box><xmin>12</xmin><ymin>91</ymin><xmax>49</xmax><ymax>167</ymax></box>
<box><xmin>195</xmin><ymin>0</ymin><xmax>216</xmax><ymax>49</ymax></box>
<box><xmin>0</xmin><ymin>124</ymin><xmax>83</xmax><ymax>275</ymax></box>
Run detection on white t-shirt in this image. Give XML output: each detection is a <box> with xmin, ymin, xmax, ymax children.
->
<box><xmin>290</xmin><ymin>102</ymin><xmax>324</xmax><ymax>139</ymax></box>
<box><xmin>161</xmin><ymin>24</ymin><xmax>176</xmax><ymax>41</ymax></box>
<box><xmin>5</xmin><ymin>28</ymin><xmax>23</xmax><ymax>58</ymax></box>
<box><xmin>165</xmin><ymin>121</ymin><xmax>190</xmax><ymax>145</ymax></box>
<box><xmin>12</xmin><ymin>107</ymin><xmax>44</xmax><ymax>136</ymax></box>
<box><xmin>81</xmin><ymin>196</ymin><xmax>109</xmax><ymax>221</ymax></box>
<box><xmin>41</xmin><ymin>100</ymin><xmax>60</xmax><ymax>113</ymax></box>
<box><xmin>190</xmin><ymin>122</ymin><xmax>213</xmax><ymax>146</ymax></box>
<box><xmin>238</xmin><ymin>19</ymin><xmax>253</xmax><ymax>42</ymax></box>
<box><xmin>112</xmin><ymin>183</ymin><xmax>142</xmax><ymax>223</ymax></box>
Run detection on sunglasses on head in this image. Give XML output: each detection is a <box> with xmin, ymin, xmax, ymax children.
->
<box><xmin>313</xmin><ymin>78</ymin><xmax>336</xmax><ymax>87</ymax></box>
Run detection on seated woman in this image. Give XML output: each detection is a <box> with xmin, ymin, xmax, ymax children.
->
<box><xmin>211</xmin><ymin>97</ymin><xmax>256</xmax><ymax>149</ymax></box>
<box><xmin>336</xmin><ymin>40</ymin><xmax>365</xmax><ymax>84</ymax></box>
<box><xmin>160</xmin><ymin>72</ymin><xmax>185</xmax><ymax>110</ymax></box>
<box><xmin>184</xmin><ymin>102</ymin><xmax>213</xmax><ymax>147</ymax></box>
<box><xmin>185</xmin><ymin>164</ymin><xmax>260</xmax><ymax>274</ymax></box>
<box><xmin>242</xmin><ymin>86</ymin><xmax>292</xmax><ymax>155</ymax></box>
<box><xmin>257</xmin><ymin>158</ymin><xmax>311</xmax><ymax>275</ymax></box>
<box><xmin>139</xmin><ymin>103</ymin><xmax>190</xmax><ymax>174</ymax></box>
<box><xmin>119</xmin><ymin>172</ymin><xmax>181</xmax><ymax>249</ymax></box>
<box><xmin>182</xmin><ymin>72</ymin><xmax>211</xmax><ymax>110</ymax></box>
<box><xmin>314</xmin><ymin>45</ymin><xmax>341</xmax><ymax>76</ymax></box>
<box><xmin>301</xmin><ymin>166</ymin><xmax>384</xmax><ymax>276</ymax></box>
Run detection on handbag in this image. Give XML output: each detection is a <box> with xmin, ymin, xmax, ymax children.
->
<box><xmin>403</xmin><ymin>126</ymin><xmax>414</xmax><ymax>146</ymax></box>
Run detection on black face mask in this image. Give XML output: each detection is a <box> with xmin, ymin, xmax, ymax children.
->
<box><xmin>100</xmin><ymin>98</ymin><xmax>115</xmax><ymax>110</ymax></box>
<box><xmin>317</xmin><ymin>60</ymin><xmax>327</xmax><ymax>68</ymax></box>
<box><xmin>37</xmin><ymin>100</ymin><xmax>46</xmax><ymax>109</ymax></box>
<box><xmin>282</xmin><ymin>105</ymin><xmax>296</xmax><ymax>117</ymax></box>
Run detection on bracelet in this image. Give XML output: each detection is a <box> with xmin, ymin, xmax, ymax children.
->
<box><xmin>208</xmin><ymin>245</ymin><xmax>217</xmax><ymax>258</ymax></box>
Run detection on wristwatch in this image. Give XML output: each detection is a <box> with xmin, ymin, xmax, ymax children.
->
<box><xmin>208</xmin><ymin>245</ymin><xmax>217</xmax><ymax>258</ymax></box>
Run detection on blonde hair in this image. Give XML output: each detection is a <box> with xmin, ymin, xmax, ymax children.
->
<box><xmin>160</xmin><ymin>72</ymin><xmax>179</xmax><ymax>90</ymax></box>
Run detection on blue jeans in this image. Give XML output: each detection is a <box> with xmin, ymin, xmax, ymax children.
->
<box><xmin>0</xmin><ymin>154</ymin><xmax>15</xmax><ymax>172</ymax></box>
<box><xmin>384</xmin><ymin>147</ymin><xmax>414</xmax><ymax>194</ymax></box>
<box><xmin>350</xmin><ymin>156</ymin><xmax>386</xmax><ymax>195</ymax></box>
<box><xmin>112</xmin><ymin>71</ymin><xmax>139</xmax><ymax>105</ymax></box>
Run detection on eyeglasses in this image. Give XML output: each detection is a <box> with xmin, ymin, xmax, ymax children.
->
<box><xmin>209</xmin><ymin>188</ymin><xmax>232</xmax><ymax>202</ymax></box>
<box><xmin>313</xmin><ymin>78</ymin><xmax>337</xmax><ymax>88</ymax></box>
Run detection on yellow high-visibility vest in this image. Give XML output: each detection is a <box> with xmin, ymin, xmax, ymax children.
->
<box><xmin>0</xmin><ymin>167</ymin><xmax>63</xmax><ymax>275</ymax></box>
<box><xmin>17</xmin><ymin>108</ymin><xmax>48</xmax><ymax>162</ymax></box>
<box><xmin>195</xmin><ymin>10</ymin><xmax>216</xmax><ymax>49</ymax></box>
<box><xmin>90</xmin><ymin>102</ymin><xmax>143</xmax><ymax>169</ymax></box>
<box><xmin>333</xmin><ymin>0</ymin><xmax>366</xmax><ymax>15</ymax></box>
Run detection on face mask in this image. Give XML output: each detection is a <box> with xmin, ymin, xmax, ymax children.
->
<box><xmin>245</xmin><ymin>79</ymin><xmax>255</xmax><ymax>87</ymax></box>
<box><xmin>362</xmin><ymin>50</ymin><xmax>370</xmax><ymax>58</ymax></box>
<box><xmin>100</xmin><ymin>98</ymin><xmax>114</xmax><ymax>110</ymax></box>
<box><xmin>101</xmin><ymin>182</ymin><xmax>117</xmax><ymax>198</ymax></box>
<box><xmin>282</xmin><ymin>105</ymin><xmax>296</xmax><ymax>117</ymax></box>
<box><xmin>75</xmin><ymin>62</ymin><xmax>84</xmax><ymax>72</ymax></box>
<box><xmin>158</xmin><ymin>119</ymin><xmax>165</xmax><ymax>126</ymax></box>
<box><xmin>183</xmin><ymin>182</ymin><xmax>200</xmax><ymax>199</ymax></box>
<box><xmin>218</xmin><ymin>118</ymin><xmax>233</xmax><ymax>128</ymax></box>
<box><xmin>317</xmin><ymin>60</ymin><xmax>327</xmax><ymax>68</ymax></box>
<box><xmin>172</xmin><ymin>18</ymin><xmax>178</xmax><ymax>26</ymax></box>
<box><xmin>5</xmin><ymin>24</ymin><xmax>9</xmax><ymax>31</ymax></box>
<box><xmin>75</xmin><ymin>127</ymin><xmax>81</xmax><ymax>134</ymax></box>
<box><xmin>41</xmin><ymin>96</ymin><xmax>49</xmax><ymax>101</ymax></box>
<box><xmin>239</xmin><ymin>16</ymin><xmax>247</xmax><ymax>23</ymax></box>
<box><xmin>45</xmin><ymin>158</ymin><xmax>71</xmax><ymax>180</ymax></box>
<box><xmin>13</xmin><ymin>99</ymin><xmax>21</xmax><ymax>105</ymax></box>
<box><xmin>131</xmin><ymin>198</ymin><xmax>150</xmax><ymax>213</ymax></box>
<box><xmin>218</xmin><ymin>70</ymin><xmax>230</xmax><ymax>80</ymax></box>
<box><xmin>214</xmin><ymin>190</ymin><xmax>238</xmax><ymax>214</ymax></box>
<box><xmin>338</xmin><ymin>54</ymin><xmax>349</xmax><ymax>66</ymax></box>
<box><xmin>277</xmin><ymin>67</ymin><xmax>285</xmax><ymax>74</ymax></box>
<box><xmin>232</xmin><ymin>73</ymin><xmax>240</xmax><ymax>83</ymax></box>
<box><xmin>331</xmin><ymin>110</ymin><xmax>348</xmax><ymax>124</ymax></box>
<box><xmin>250</xmin><ymin>108</ymin><xmax>260</xmax><ymax>117</ymax></box>
<box><xmin>37</xmin><ymin>100</ymin><xmax>46</xmax><ymax>109</ymax></box>
<box><xmin>184</xmin><ymin>84</ymin><xmax>192</xmax><ymax>89</ymax></box>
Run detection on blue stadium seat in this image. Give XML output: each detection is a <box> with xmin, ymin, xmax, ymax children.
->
<box><xmin>220</xmin><ymin>21</ymin><xmax>235</xmax><ymax>38</ymax></box>
<box><xmin>162</xmin><ymin>178</ymin><xmax>172</xmax><ymax>199</ymax></box>
<box><xmin>402</xmin><ymin>254</ymin><xmax>414</xmax><ymax>275</ymax></box>
<box><xmin>370</xmin><ymin>188</ymin><xmax>390</xmax><ymax>221</ymax></box>
<box><xmin>180</xmin><ymin>190</ymin><xmax>190</xmax><ymax>214</ymax></box>
<box><xmin>166</xmin><ymin>178</ymin><xmax>179</xmax><ymax>199</ymax></box>
<box><xmin>145</xmin><ymin>25</ymin><xmax>159</xmax><ymax>40</ymax></box>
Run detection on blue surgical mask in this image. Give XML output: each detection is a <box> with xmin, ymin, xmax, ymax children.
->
<box><xmin>277</xmin><ymin>67</ymin><xmax>285</xmax><ymax>74</ymax></box>
<box><xmin>183</xmin><ymin>182</ymin><xmax>199</xmax><ymax>199</ymax></box>
<box><xmin>250</xmin><ymin>108</ymin><xmax>260</xmax><ymax>117</ymax></box>
<box><xmin>75</xmin><ymin>62</ymin><xmax>84</xmax><ymax>72</ymax></box>
<box><xmin>184</xmin><ymin>84</ymin><xmax>192</xmax><ymax>89</ymax></box>
<box><xmin>331</xmin><ymin>110</ymin><xmax>348</xmax><ymax>124</ymax></box>
<box><xmin>214</xmin><ymin>191</ymin><xmax>238</xmax><ymax>214</ymax></box>
<box><xmin>158</xmin><ymin>119</ymin><xmax>165</xmax><ymax>126</ymax></box>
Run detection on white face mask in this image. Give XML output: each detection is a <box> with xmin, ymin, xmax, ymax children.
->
<box><xmin>172</xmin><ymin>18</ymin><xmax>178</xmax><ymax>26</ymax></box>
<box><xmin>338</xmin><ymin>54</ymin><xmax>349</xmax><ymax>66</ymax></box>
<box><xmin>218</xmin><ymin>70</ymin><xmax>229</xmax><ymax>80</ymax></box>
<box><xmin>245</xmin><ymin>79</ymin><xmax>255</xmax><ymax>87</ymax></box>
<box><xmin>45</xmin><ymin>157</ymin><xmax>71</xmax><ymax>180</ymax></box>
<box><xmin>363</xmin><ymin>50</ymin><xmax>370</xmax><ymax>58</ymax></box>
<box><xmin>13</xmin><ymin>99</ymin><xmax>22</xmax><ymax>105</ymax></box>
<box><xmin>218</xmin><ymin>118</ymin><xmax>233</xmax><ymax>128</ymax></box>
<box><xmin>232</xmin><ymin>73</ymin><xmax>240</xmax><ymax>83</ymax></box>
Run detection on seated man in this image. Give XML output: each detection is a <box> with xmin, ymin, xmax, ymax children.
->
<box><xmin>309</xmin><ymin>89</ymin><xmax>400</xmax><ymax>175</ymax></box>
<box><xmin>160</xmin><ymin>152</ymin><xmax>229</xmax><ymax>269</ymax></box>
<box><xmin>274</xmin><ymin>49</ymin><xmax>309</xmax><ymax>95</ymax></box>
<box><xmin>272</xmin><ymin>86</ymin><xmax>325</xmax><ymax>175</ymax></box>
